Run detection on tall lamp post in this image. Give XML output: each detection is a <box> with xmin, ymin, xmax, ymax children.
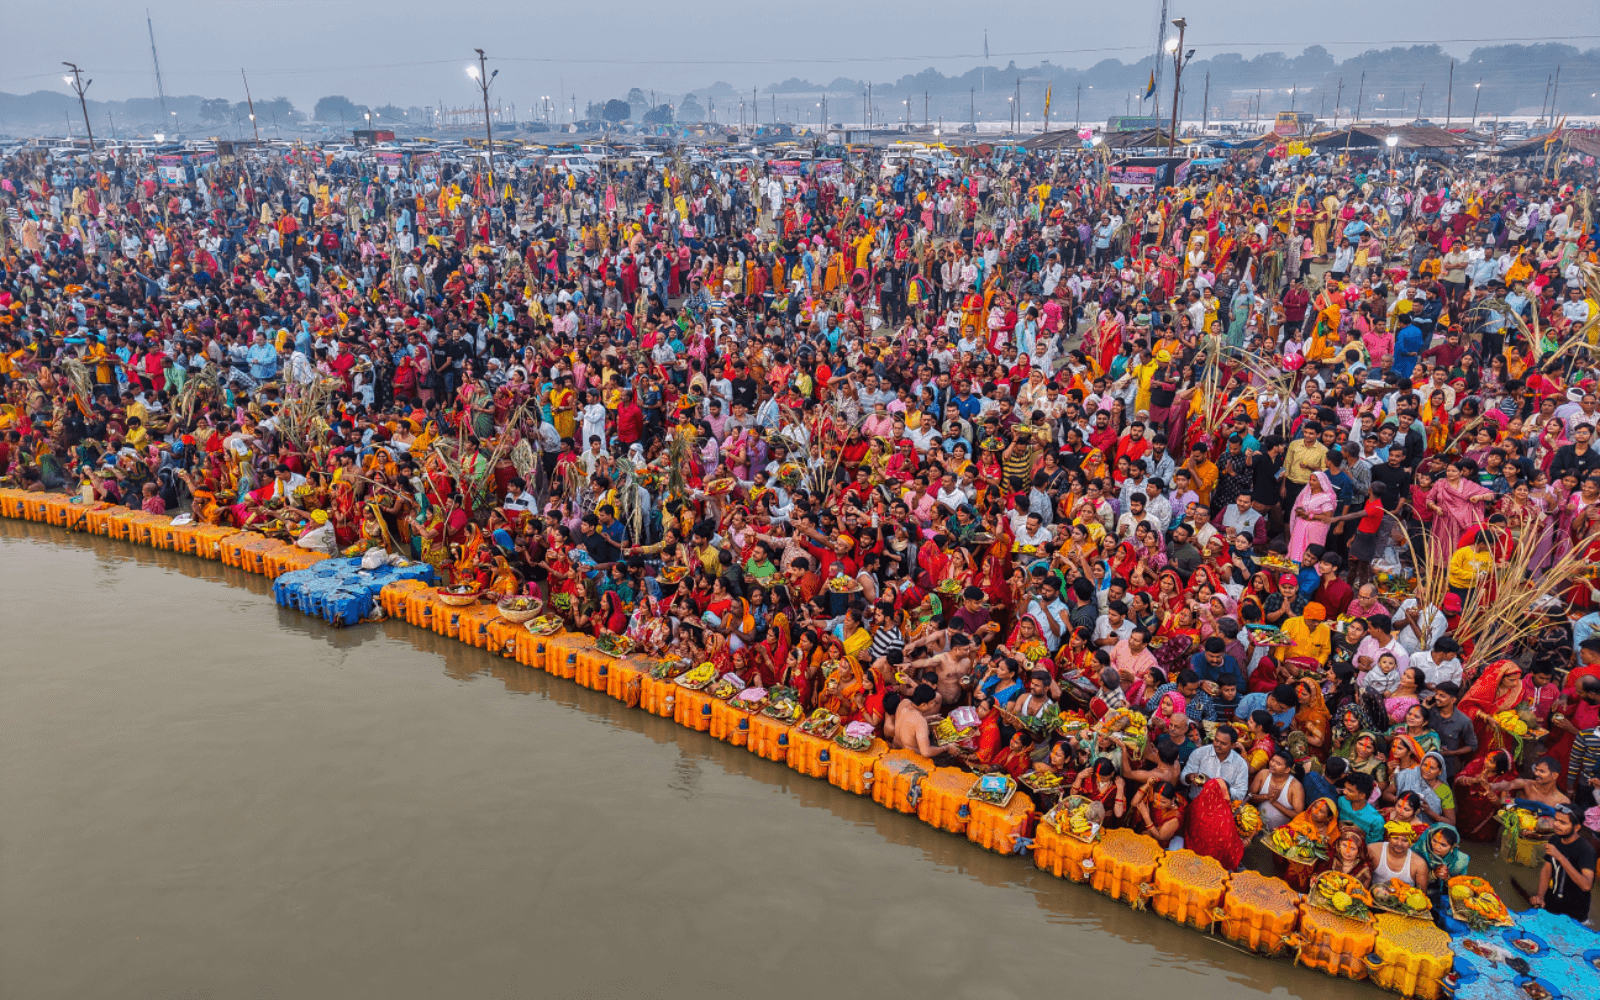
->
<box><xmin>1385</xmin><ymin>132</ymin><xmax>1400</xmax><ymax>176</ymax></box>
<box><xmin>467</xmin><ymin>49</ymin><xmax>498</xmax><ymax>196</ymax></box>
<box><xmin>63</xmin><ymin>62</ymin><xmax>95</xmax><ymax>151</ymax></box>
<box><xmin>1166</xmin><ymin>18</ymin><xmax>1194</xmax><ymax>155</ymax></box>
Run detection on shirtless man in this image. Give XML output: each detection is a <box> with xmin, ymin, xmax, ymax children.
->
<box><xmin>903</xmin><ymin>632</ymin><xmax>979</xmax><ymax>708</ymax></box>
<box><xmin>892</xmin><ymin>684</ymin><xmax>960</xmax><ymax>758</ymax></box>
<box><xmin>1368</xmin><ymin>823</ymin><xmax>1431</xmax><ymax>890</ymax></box>
<box><xmin>1488</xmin><ymin>755</ymin><xmax>1572</xmax><ymax>812</ymax></box>
<box><xmin>1009</xmin><ymin>670</ymin><xmax>1054</xmax><ymax>718</ymax></box>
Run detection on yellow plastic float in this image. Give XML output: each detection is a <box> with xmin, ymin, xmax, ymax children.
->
<box><xmin>870</xmin><ymin>749</ymin><xmax>933</xmax><ymax>814</ymax></box>
<box><xmin>1149</xmin><ymin>850</ymin><xmax>1228</xmax><ymax>929</ymax></box>
<box><xmin>1090</xmin><ymin>828</ymin><xmax>1163</xmax><ymax>904</ymax></box>
<box><xmin>967</xmin><ymin>789</ymin><xmax>1035</xmax><ymax>855</ymax></box>
<box><xmin>785</xmin><ymin>727</ymin><xmax>833</xmax><ymax>779</ymax></box>
<box><xmin>1033</xmin><ymin>821</ymin><xmax>1097</xmax><ymax>882</ymax></box>
<box><xmin>916</xmin><ymin>768</ymin><xmax>978</xmax><ymax>835</ymax></box>
<box><xmin>640</xmin><ymin>674</ymin><xmax>677</xmax><ymax>718</ymax></box>
<box><xmin>673</xmin><ymin>685</ymin><xmax>714</xmax><ymax>732</ymax></box>
<box><xmin>1220</xmin><ymin>870</ymin><xmax>1301</xmax><ymax>956</ymax></box>
<box><xmin>606</xmin><ymin>656</ymin><xmax>650</xmax><ymax>707</ymax></box>
<box><xmin>708</xmin><ymin>697</ymin><xmax>750</xmax><ymax>747</ymax></box>
<box><xmin>828</xmin><ymin>738</ymin><xmax>887</xmax><ymax>794</ymax></box>
<box><xmin>1364</xmin><ymin>913</ymin><xmax>1453</xmax><ymax>999</ymax></box>
<box><xmin>745</xmin><ymin>711</ymin><xmax>794</xmax><ymax>762</ymax></box>
<box><xmin>1294</xmin><ymin>902</ymin><xmax>1377</xmax><ymax>980</ymax></box>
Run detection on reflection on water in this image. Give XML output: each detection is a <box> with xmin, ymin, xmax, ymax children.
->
<box><xmin>2</xmin><ymin>520</ymin><xmax>1373</xmax><ymax>1000</ymax></box>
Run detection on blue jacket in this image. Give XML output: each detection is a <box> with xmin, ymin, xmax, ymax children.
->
<box><xmin>1392</xmin><ymin>322</ymin><xmax>1427</xmax><ymax>377</ymax></box>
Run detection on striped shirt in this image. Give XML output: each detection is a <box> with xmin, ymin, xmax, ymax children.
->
<box><xmin>868</xmin><ymin>624</ymin><xmax>905</xmax><ymax>661</ymax></box>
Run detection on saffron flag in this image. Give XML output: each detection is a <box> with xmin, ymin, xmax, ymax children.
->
<box><xmin>1044</xmin><ymin>85</ymin><xmax>1052</xmax><ymax>119</ymax></box>
<box><xmin>1144</xmin><ymin>71</ymin><xmax>1156</xmax><ymax>100</ymax></box>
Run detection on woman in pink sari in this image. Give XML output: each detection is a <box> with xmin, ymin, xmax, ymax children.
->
<box><xmin>1424</xmin><ymin>460</ymin><xmax>1494</xmax><ymax>564</ymax></box>
<box><xmin>1288</xmin><ymin>471</ymin><xmax>1336</xmax><ymax>562</ymax></box>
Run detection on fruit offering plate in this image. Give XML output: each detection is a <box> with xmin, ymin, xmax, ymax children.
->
<box><xmin>1447</xmin><ymin>876</ymin><xmax>1514</xmax><ymax>930</ymax></box>
<box><xmin>1371</xmin><ymin>878</ymin><xmax>1433</xmax><ymax>919</ymax></box>
<box><xmin>1308</xmin><ymin>870</ymin><xmax>1374</xmax><ymax>921</ymax></box>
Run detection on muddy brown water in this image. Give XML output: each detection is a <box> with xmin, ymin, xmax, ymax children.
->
<box><xmin>2</xmin><ymin>520</ymin><xmax>1388</xmax><ymax>999</ymax></box>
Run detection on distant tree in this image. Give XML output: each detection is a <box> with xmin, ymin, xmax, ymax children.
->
<box><xmin>199</xmin><ymin>98</ymin><xmax>233</xmax><ymax>123</ymax></box>
<box><xmin>257</xmin><ymin>97</ymin><xmax>300</xmax><ymax>122</ymax></box>
<box><xmin>626</xmin><ymin>87</ymin><xmax>646</xmax><ymax>105</ymax></box>
<box><xmin>678</xmin><ymin>94</ymin><xmax>705</xmax><ymax>122</ymax></box>
<box><xmin>373</xmin><ymin>104</ymin><xmax>406</xmax><ymax>121</ymax></box>
<box><xmin>313</xmin><ymin>95</ymin><xmax>366</xmax><ymax>122</ymax></box>
<box><xmin>602</xmin><ymin>99</ymin><xmax>632</xmax><ymax>123</ymax></box>
<box><xmin>642</xmin><ymin>103</ymin><xmax>674</xmax><ymax>125</ymax></box>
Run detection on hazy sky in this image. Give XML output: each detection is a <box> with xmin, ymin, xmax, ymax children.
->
<box><xmin>7</xmin><ymin>0</ymin><xmax>1597</xmax><ymax>111</ymax></box>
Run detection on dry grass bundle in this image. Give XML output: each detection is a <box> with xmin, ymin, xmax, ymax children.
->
<box><xmin>1398</xmin><ymin>508</ymin><xmax>1593</xmax><ymax>673</ymax></box>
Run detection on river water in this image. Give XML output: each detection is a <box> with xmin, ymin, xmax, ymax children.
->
<box><xmin>1</xmin><ymin>520</ymin><xmax>1379</xmax><ymax>1000</ymax></box>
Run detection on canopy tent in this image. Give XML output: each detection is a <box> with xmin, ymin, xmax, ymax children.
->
<box><xmin>1305</xmin><ymin>124</ymin><xmax>1483</xmax><ymax>152</ymax></box>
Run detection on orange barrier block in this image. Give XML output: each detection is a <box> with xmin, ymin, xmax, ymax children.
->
<box><xmin>606</xmin><ymin>657</ymin><xmax>648</xmax><ymax>707</ymax></box>
<box><xmin>83</xmin><ymin>504</ymin><xmax>118</xmax><ymax>536</ymax></box>
<box><xmin>1293</xmin><ymin>904</ymin><xmax>1376</xmax><ymax>980</ymax></box>
<box><xmin>511</xmin><ymin>628</ymin><xmax>546</xmax><ymax>669</ymax></box>
<box><xmin>827</xmin><ymin>739</ymin><xmax>888</xmax><ymax>795</ymax></box>
<box><xmin>0</xmin><ymin>489</ymin><xmax>25</xmax><ymax>519</ymax></box>
<box><xmin>379</xmin><ymin>579</ymin><xmax>429</xmax><ymax>619</ymax></box>
<box><xmin>967</xmin><ymin>790</ymin><xmax>1035</xmax><ymax>855</ymax></box>
<box><xmin>673</xmin><ymin>686</ymin><xmax>714</xmax><ymax>732</ymax></box>
<box><xmin>870</xmin><ymin>750</ymin><xmax>933</xmax><ymax>814</ymax></box>
<box><xmin>1150</xmin><ymin>850</ymin><xmax>1229</xmax><ymax>930</ymax></box>
<box><xmin>23</xmin><ymin>493</ymin><xmax>58</xmax><ymax>522</ymax></box>
<box><xmin>402</xmin><ymin>588</ymin><xmax>439</xmax><ymax>628</ymax></box>
<box><xmin>457</xmin><ymin>605</ymin><xmax>501</xmax><ymax>648</ymax></box>
<box><xmin>708</xmin><ymin>699</ymin><xmax>750</xmax><ymax>747</ymax></box>
<box><xmin>574</xmin><ymin>647</ymin><xmax>612</xmax><ymax>690</ymax></box>
<box><xmin>785</xmin><ymin>728</ymin><xmax>833</xmax><ymax>779</ymax></box>
<box><xmin>189</xmin><ymin>527</ymin><xmax>239</xmax><ymax>560</ymax></box>
<box><xmin>545</xmin><ymin>634</ymin><xmax>591</xmax><ymax>678</ymax></box>
<box><xmin>640</xmin><ymin>675</ymin><xmax>678</xmax><ymax>718</ymax></box>
<box><xmin>1033</xmin><ymin>822</ymin><xmax>1097</xmax><ymax>882</ymax></box>
<box><xmin>1365</xmin><ymin>913</ymin><xmax>1454</xmax><ymax>999</ymax></box>
<box><xmin>917</xmin><ymin>768</ymin><xmax>978</xmax><ymax>835</ymax></box>
<box><xmin>1220</xmin><ymin>871</ymin><xmax>1301</xmax><ymax>957</ymax></box>
<box><xmin>746</xmin><ymin>711</ymin><xmax>794</xmax><ymax>762</ymax></box>
<box><xmin>486</xmin><ymin>617</ymin><xmax>524</xmax><ymax>657</ymax></box>
<box><xmin>1090</xmin><ymin>829</ymin><xmax>1163</xmax><ymax>904</ymax></box>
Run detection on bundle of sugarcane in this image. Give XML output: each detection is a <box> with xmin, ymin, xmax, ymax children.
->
<box><xmin>1399</xmin><ymin>509</ymin><xmax>1598</xmax><ymax>672</ymax></box>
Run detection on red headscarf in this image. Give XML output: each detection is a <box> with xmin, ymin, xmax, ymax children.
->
<box><xmin>1183</xmin><ymin>778</ymin><xmax>1245</xmax><ymax>871</ymax></box>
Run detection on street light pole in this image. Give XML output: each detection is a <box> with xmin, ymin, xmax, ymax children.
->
<box><xmin>468</xmin><ymin>49</ymin><xmax>498</xmax><ymax>198</ymax></box>
<box><xmin>62</xmin><ymin>62</ymin><xmax>95</xmax><ymax>151</ymax></box>
<box><xmin>1166</xmin><ymin>18</ymin><xmax>1189</xmax><ymax>155</ymax></box>
<box><xmin>1471</xmin><ymin>81</ymin><xmax>1482</xmax><ymax>127</ymax></box>
<box><xmin>241</xmin><ymin>68</ymin><xmax>260</xmax><ymax>142</ymax></box>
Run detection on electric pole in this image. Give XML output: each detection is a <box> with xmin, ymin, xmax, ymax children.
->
<box><xmin>1167</xmin><ymin>17</ymin><xmax>1189</xmax><ymax>155</ymax></box>
<box><xmin>1201</xmin><ymin>72</ymin><xmax>1210</xmax><ymax>132</ymax></box>
<box><xmin>62</xmin><ymin>62</ymin><xmax>95</xmax><ymax>151</ymax></box>
<box><xmin>468</xmin><ymin>48</ymin><xmax>498</xmax><ymax>196</ymax></box>
<box><xmin>1445</xmin><ymin>59</ymin><xmax>1454</xmax><ymax>127</ymax></box>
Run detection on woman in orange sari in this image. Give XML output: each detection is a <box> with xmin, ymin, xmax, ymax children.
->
<box><xmin>1273</xmin><ymin>796</ymin><xmax>1341</xmax><ymax>891</ymax></box>
<box><xmin>1293</xmin><ymin>677</ymin><xmax>1333</xmax><ymax>762</ymax></box>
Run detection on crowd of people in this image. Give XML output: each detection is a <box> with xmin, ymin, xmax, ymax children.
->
<box><xmin>2</xmin><ymin>132</ymin><xmax>1598</xmax><ymax>925</ymax></box>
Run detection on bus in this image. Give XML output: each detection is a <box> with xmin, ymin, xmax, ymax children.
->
<box><xmin>1273</xmin><ymin>112</ymin><xmax>1317</xmax><ymax>136</ymax></box>
<box><xmin>1106</xmin><ymin>115</ymin><xmax>1163</xmax><ymax>132</ymax></box>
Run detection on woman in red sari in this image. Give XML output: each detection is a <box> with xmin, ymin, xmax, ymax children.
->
<box><xmin>1183</xmin><ymin>778</ymin><xmax>1246</xmax><ymax>870</ymax></box>
<box><xmin>1151</xmin><ymin>568</ymin><xmax>1186</xmax><ymax>625</ymax></box>
<box><xmin>1457</xmin><ymin>660</ymin><xmax>1526</xmax><ymax>769</ymax></box>
<box><xmin>1452</xmin><ymin>749</ymin><xmax>1516</xmax><ymax>843</ymax></box>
